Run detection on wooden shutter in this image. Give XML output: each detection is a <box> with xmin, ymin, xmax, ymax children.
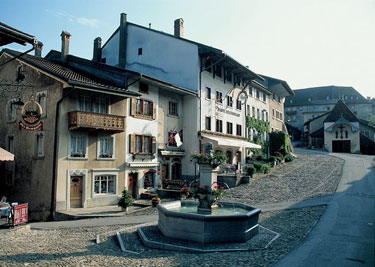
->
<box><xmin>152</xmin><ymin>136</ymin><xmax>156</xmax><ymax>154</ymax></box>
<box><xmin>152</xmin><ymin>102</ymin><xmax>156</xmax><ymax>120</ymax></box>
<box><xmin>129</xmin><ymin>134</ymin><xmax>135</xmax><ymax>153</ymax></box>
<box><xmin>130</xmin><ymin>98</ymin><xmax>136</xmax><ymax>116</ymax></box>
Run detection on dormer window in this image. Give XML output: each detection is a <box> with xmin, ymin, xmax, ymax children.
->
<box><xmin>16</xmin><ymin>65</ymin><xmax>25</xmax><ymax>82</ymax></box>
<box><xmin>139</xmin><ymin>82</ymin><xmax>149</xmax><ymax>94</ymax></box>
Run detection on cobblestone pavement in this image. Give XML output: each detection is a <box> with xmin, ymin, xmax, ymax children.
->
<box><xmin>0</xmin><ymin>206</ymin><xmax>326</xmax><ymax>267</ymax></box>
<box><xmin>223</xmin><ymin>150</ymin><xmax>344</xmax><ymax>205</ymax></box>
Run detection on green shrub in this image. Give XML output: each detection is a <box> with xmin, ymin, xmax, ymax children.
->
<box><xmin>118</xmin><ymin>189</ymin><xmax>133</xmax><ymax>208</ymax></box>
<box><xmin>247</xmin><ymin>166</ymin><xmax>256</xmax><ymax>176</ymax></box>
<box><xmin>263</xmin><ymin>164</ymin><xmax>271</xmax><ymax>174</ymax></box>
<box><xmin>284</xmin><ymin>154</ymin><xmax>294</xmax><ymax>162</ymax></box>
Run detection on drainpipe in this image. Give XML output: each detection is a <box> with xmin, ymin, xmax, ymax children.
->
<box><xmin>49</xmin><ymin>86</ymin><xmax>75</xmax><ymax>221</ymax></box>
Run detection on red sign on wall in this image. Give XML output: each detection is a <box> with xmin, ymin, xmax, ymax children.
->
<box><xmin>13</xmin><ymin>203</ymin><xmax>28</xmax><ymax>226</ymax></box>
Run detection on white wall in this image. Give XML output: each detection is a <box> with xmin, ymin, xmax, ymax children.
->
<box><xmin>126</xmin><ymin>25</ymin><xmax>200</xmax><ymax>92</ymax></box>
<box><xmin>101</xmin><ymin>31</ymin><xmax>120</xmax><ymax>66</ymax></box>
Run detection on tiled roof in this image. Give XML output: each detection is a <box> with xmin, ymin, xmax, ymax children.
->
<box><xmin>324</xmin><ymin>100</ymin><xmax>359</xmax><ymax>123</ymax></box>
<box><xmin>1</xmin><ymin>48</ymin><xmax>139</xmax><ymax>96</ymax></box>
<box><xmin>285</xmin><ymin>85</ymin><xmax>368</xmax><ymax>107</ymax></box>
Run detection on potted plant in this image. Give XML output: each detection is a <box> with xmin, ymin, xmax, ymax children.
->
<box><xmin>118</xmin><ymin>189</ymin><xmax>133</xmax><ymax>212</ymax></box>
<box><xmin>151</xmin><ymin>196</ymin><xmax>161</xmax><ymax>207</ymax></box>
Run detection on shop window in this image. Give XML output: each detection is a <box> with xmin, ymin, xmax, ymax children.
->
<box><xmin>94</xmin><ymin>175</ymin><xmax>115</xmax><ymax>194</ymax></box>
<box><xmin>69</xmin><ymin>134</ymin><xmax>87</xmax><ymax>158</ymax></box>
<box><xmin>129</xmin><ymin>134</ymin><xmax>156</xmax><ymax>154</ymax></box>
<box><xmin>98</xmin><ymin>134</ymin><xmax>114</xmax><ymax>159</ymax></box>
<box><xmin>144</xmin><ymin>172</ymin><xmax>155</xmax><ymax>188</ymax></box>
<box><xmin>227</xmin><ymin>122</ymin><xmax>233</xmax><ymax>134</ymax></box>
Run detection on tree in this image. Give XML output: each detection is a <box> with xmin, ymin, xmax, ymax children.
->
<box><xmin>369</xmin><ymin>115</ymin><xmax>375</xmax><ymax>127</ymax></box>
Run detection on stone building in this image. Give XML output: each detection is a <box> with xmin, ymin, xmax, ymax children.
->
<box><xmin>285</xmin><ymin>85</ymin><xmax>373</xmax><ymax>134</ymax></box>
<box><xmin>305</xmin><ymin>100</ymin><xmax>375</xmax><ymax>154</ymax></box>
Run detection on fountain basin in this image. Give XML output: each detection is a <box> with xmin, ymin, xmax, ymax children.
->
<box><xmin>157</xmin><ymin>200</ymin><xmax>261</xmax><ymax>244</ymax></box>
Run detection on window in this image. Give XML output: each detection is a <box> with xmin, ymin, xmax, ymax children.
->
<box><xmin>70</xmin><ymin>134</ymin><xmax>87</xmax><ymax>158</ymax></box>
<box><xmin>280</xmin><ymin>113</ymin><xmax>283</xmax><ymax>120</ymax></box>
<box><xmin>205</xmin><ymin>59</ymin><xmax>212</xmax><ymax>73</ymax></box>
<box><xmin>226</xmin><ymin>70</ymin><xmax>232</xmax><ymax>82</ymax></box>
<box><xmin>227</xmin><ymin>122</ymin><xmax>233</xmax><ymax>134</ymax></box>
<box><xmin>215</xmin><ymin>65</ymin><xmax>222</xmax><ymax>78</ymax></box>
<box><xmin>93</xmin><ymin>97</ymin><xmax>108</xmax><ymax>114</ymax></box>
<box><xmin>263</xmin><ymin>93</ymin><xmax>267</xmax><ymax>102</ymax></box>
<box><xmin>216</xmin><ymin>91</ymin><xmax>223</xmax><ymax>104</ymax></box>
<box><xmin>290</xmin><ymin>99</ymin><xmax>293</xmax><ymax>104</ymax></box>
<box><xmin>136</xmin><ymin>99</ymin><xmax>152</xmax><ymax>116</ymax></box>
<box><xmin>98</xmin><ymin>135</ymin><xmax>114</xmax><ymax>159</ymax></box>
<box><xmin>257</xmin><ymin>109</ymin><xmax>260</xmax><ymax>119</ymax></box>
<box><xmin>169</xmin><ymin>102</ymin><xmax>178</xmax><ymax>116</ymax></box>
<box><xmin>247</xmin><ymin>105</ymin><xmax>250</xmax><ymax>116</ymax></box>
<box><xmin>236</xmin><ymin>99</ymin><xmax>241</xmax><ymax>110</ymax></box>
<box><xmin>36</xmin><ymin>91</ymin><xmax>47</xmax><ymax>118</ymax></box>
<box><xmin>206</xmin><ymin>87</ymin><xmax>211</xmax><ymax>99</ymax></box>
<box><xmin>227</xmin><ymin>96</ymin><xmax>233</xmax><ymax>107</ymax></box>
<box><xmin>277</xmin><ymin>96</ymin><xmax>281</xmax><ymax>103</ymax></box>
<box><xmin>7</xmin><ymin>99</ymin><xmax>17</xmax><ymax>122</ymax></box>
<box><xmin>236</xmin><ymin>124</ymin><xmax>242</xmax><ymax>136</ymax></box>
<box><xmin>335</xmin><ymin>131</ymin><xmax>338</xmax><ymax>138</ymax></box>
<box><xmin>249</xmin><ymin>87</ymin><xmax>253</xmax><ymax>97</ymax></box>
<box><xmin>272</xmin><ymin>109</ymin><xmax>275</xmax><ymax>117</ymax></box>
<box><xmin>216</xmin><ymin>119</ymin><xmax>223</xmax><ymax>133</ymax></box>
<box><xmin>262</xmin><ymin>111</ymin><xmax>265</xmax><ymax>121</ymax></box>
<box><xmin>94</xmin><ymin>175</ymin><xmax>115</xmax><ymax>194</ymax></box>
<box><xmin>256</xmin><ymin>90</ymin><xmax>260</xmax><ymax>99</ymax></box>
<box><xmin>130</xmin><ymin>134</ymin><xmax>156</xmax><ymax>154</ymax></box>
<box><xmin>35</xmin><ymin>133</ymin><xmax>44</xmax><ymax>158</ymax></box>
<box><xmin>308</xmin><ymin>97</ymin><xmax>311</xmax><ymax>102</ymax></box>
<box><xmin>7</xmin><ymin>135</ymin><xmax>14</xmax><ymax>154</ymax></box>
<box><xmin>252</xmin><ymin>107</ymin><xmax>255</xmax><ymax>118</ymax></box>
<box><xmin>139</xmin><ymin>82</ymin><xmax>148</xmax><ymax>94</ymax></box>
<box><xmin>138</xmin><ymin>48</ymin><xmax>142</xmax><ymax>55</ymax></box>
<box><xmin>144</xmin><ymin>172</ymin><xmax>155</xmax><ymax>188</ymax></box>
<box><xmin>266</xmin><ymin>112</ymin><xmax>268</xmax><ymax>122</ymax></box>
<box><xmin>205</xmin><ymin>117</ymin><xmax>211</xmax><ymax>130</ymax></box>
<box><xmin>78</xmin><ymin>95</ymin><xmax>91</xmax><ymax>112</ymax></box>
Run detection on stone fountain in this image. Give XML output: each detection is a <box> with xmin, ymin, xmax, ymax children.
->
<box><xmin>157</xmin><ymin>143</ymin><xmax>261</xmax><ymax>244</ymax></box>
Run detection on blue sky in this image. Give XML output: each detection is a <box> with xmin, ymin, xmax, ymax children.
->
<box><xmin>1</xmin><ymin>0</ymin><xmax>374</xmax><ymax>97</ymax></box>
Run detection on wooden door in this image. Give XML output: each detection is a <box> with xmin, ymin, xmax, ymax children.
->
<box><xmin>128</xmin><ymin>173</ymin><xmax>137</xmax><ymax>198</ymax></box>
<box><xmin>161</xmin><ymin>164</ymin><xmax>168</xmax><ymax>180</ymax></box>
<box><xmin>70</xmin><ymin>176</ymin><xmax>82</xmax><ymax>208</ymax></box>
<box><xmin>332</xmin><ymin>140</ymin><xmax>351</xmax><ymax>153</ymax></box>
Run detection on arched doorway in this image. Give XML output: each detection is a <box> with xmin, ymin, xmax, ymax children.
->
<box><xmin>171</xmin><ymin>158</ymin><xmax>181</xmax><ymax>180</ymax></box>
<box><xmin>226</xmin><ymin>150</ymin><xmax>233</xmax><ymax>164</ymax></box>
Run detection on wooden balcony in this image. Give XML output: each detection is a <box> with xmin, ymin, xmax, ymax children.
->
<box><xmin>68</xmin><ymin>111</ymin><xmax>125</xmax><ymax>133</ymax></box>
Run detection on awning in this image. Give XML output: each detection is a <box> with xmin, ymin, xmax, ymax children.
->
<box><xmin>128</xmin><ymin>162</ymin><xmax>159</xmax><ymax>168</ymax></box>
<box><xmin>0</xmin><ymin>147</ymin><xmax>14</xmax><ymax>161</ymax></box>
<box><xmin>201</xmin><ymin>133</ymin><xmax>261</xmax><ymax>149</ymax></box>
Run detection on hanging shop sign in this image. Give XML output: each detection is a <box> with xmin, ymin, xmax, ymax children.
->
<box><xmin>19</xmin><ymin>97</ymin><xmax>43</xmax><ymax>131</ymax></box>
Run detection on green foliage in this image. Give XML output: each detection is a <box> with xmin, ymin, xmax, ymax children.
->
<box><xmin>118</xmin><ymin>189</ymin><xmax>133</xmax><ymax>208</ymax></box>
<box><xmin>247</xmin><ymin>116</ymin><xmax>271</xmax><ymax>134</ymax></box>
<box><xmin>269</xmin><ymin>131</ymin><xmax>292</xmax><ymax>156</ymax></box>
<box><xmin>247</xmin><ymin>166</ymin><xmax>256</xmax><ymax>176</ymax></box>
<box><xmin>263</xmin><ymin>164</ymin><xmax>271</xmax><ymax>174</ymax></box>
<box><xmin>191</xmin><ymin>152</ymin><xmax>227</xmax><ymax>167</ymax></box>
<box><xmin>284</xmin><ymin>153</ymin><xmax>294</xmax><ymax>162</ymax></box>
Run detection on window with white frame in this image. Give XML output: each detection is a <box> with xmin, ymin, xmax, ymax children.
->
<box><xmin>169</xmin><ymin>101</ymin><xmax>178</xmax><ymax>116</ymax></box>
<box><xmin>129</xmin><ymin>134</ymin><xmax>155</xmax><ymax>154</ymax></box>
<box><xmin>247</xmin><ymin>105</ymin><xmax>250</xmax><ymax>115</ymax></box>
<box><xmin>78</xmin><ymin>95</ymin><xmax>91</xmax><ymax>111</ymax></box>
<box><xmin>206</xmin><ymin>87</ymin><xmax>211</xmax><ymax>99</ymax></box>
<box><xmin>35</xmin><ymin>133</ymin><xmax>44</xmax><ymax>157</ymax></box>
<box><xmin>36</xmin><ymin>91</ymin><xmax>47</xmax><ymax>118</ymax></box>
<box><xmin>216</xmin><ymin>91</ymin><xmax>223</xmax><ymax>104</ymax></box>
<box><xmin>98</xmin><ymin>134</ymin><xmax>114</xmax><ymax>159</ymax></box>
<box><xmin>236</xmin><ymin>99</ymin><xmax>241</xmax><ymax>110</ymax></box>
<box><xmin>227</xmin><ymin>96</ymin><xmax>233</xmax><ymax>107</ymax></box>
<box><xmin>94</xmin><ymin>175</ymin><xmax>116</xmax><ymax>194</ymax></box>
<box><xmin>70</xmin><ymin>134</ymin><xmax>87</xmax><ymax>158</ymax></box>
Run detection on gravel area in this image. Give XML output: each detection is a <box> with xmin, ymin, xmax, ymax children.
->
<box><xmin>223</xmin><ymin>150</ymin><xmax>344</xmax><ymax>205</ymax></box>
<box><xmin>0</xmin><ymin>205</ymin><xmax>326</xmax><ymax>267</ymax></box>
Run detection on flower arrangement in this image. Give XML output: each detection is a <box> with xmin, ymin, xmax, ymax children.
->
<box><xmin>190</xmin><ymin>152</ymin><xmax>227</xmax><ymax>167</ymax></box>
<box><xmin>190</xmin><ymin>182</ymin><xmax>225</xmax><ymax>201</ymax></box>
<box><xmin>151</xmin><ymin>196</ymin><xmax>161</xmax><ymax>207</ymax></box>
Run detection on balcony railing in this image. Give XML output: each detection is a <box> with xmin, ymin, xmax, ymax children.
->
<box><xmin>68</xmin><ymin>111</ymin><xmax>125</xmax><ymax>133</ymax></box>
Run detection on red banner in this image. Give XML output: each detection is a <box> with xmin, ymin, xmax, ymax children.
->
<box><xmin>13</xmin><ymin>203</ymin><xmax>28</xmax><ymax>226</ymax></box>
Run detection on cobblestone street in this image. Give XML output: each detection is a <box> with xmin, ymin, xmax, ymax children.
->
<box><xmin>0</xmin><ymin>150</ymin><xmax>345</xmax><ymax>266</ymax></box>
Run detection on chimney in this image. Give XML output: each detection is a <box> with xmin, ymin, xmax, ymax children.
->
<box><xmin>34</xmin><ymin>41</ymin><xmax>43</xmax><ymax>57</ymax></box>
<box><xmin>174</xmin><ymin>18</ymin><xmax>184</xmax><ymax>38</ymax></box>
<box><xmin>118</xmin><ymin>13</ymin><xmax>127</xmax><ymax>68</ymax></box>
<box><xmin>60</xmin><ymin>31</ymin><xmax>71</xmax><ymax>63</ymax></box>
<box><xmin>93</xmin><ymin>37</ymin><xmax>102</xmax><ymax>62</ymax></box>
